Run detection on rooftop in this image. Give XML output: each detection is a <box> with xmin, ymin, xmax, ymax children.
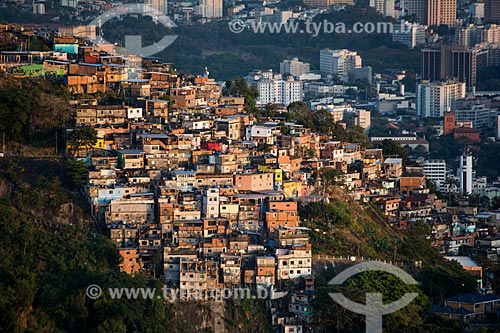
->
<box><xmin>447</xmin><ymin>293</ymin><xmax>500</xmax><ymax>304</ymax></box>
<box><xmin>443</xmin><ymin>256</ymin><xmax>480</xmax><ymax>268</ymax></box>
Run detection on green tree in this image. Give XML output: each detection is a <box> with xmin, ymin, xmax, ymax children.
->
<box><xmin>65</xmin><ymin>159</ymin><xmax>88</xmax><ymax>187</ymax></box>
<box><xmin>379</xmin><ymin>139</ymin><xmax>409</xmax><ymax>165</ymax></box>
<box><xmin>263</xmin><ymin>103</ymin><xmax>279</xmax><ymax>117</ymax></box>
<box><xmin>227</xmin><ymin>77</ymin><xmax>259</xmax><ymax>116</ymax></box>
<box><xmin>287</xmin><ymin>101</ymin><xmax>314</xmax><ymax>128</ymax></box>
<box><xmin>66</xmin><ymin>127</ymin><xmax>97</xmax><ymax>156</ymax></box>
<box><xmin>0</xmin><ymin>75</ymin><xmax>71</xmax><ymax>145</ymax></box>
<box><xmin>492</xmin><ymin>196</ymin><xmax>500</xmax><ymax>210</ymax></box>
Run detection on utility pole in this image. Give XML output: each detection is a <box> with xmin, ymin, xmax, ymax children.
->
<box><xmin>2</xmin><ymin>132</ymin><xmax>5</xmax><ymax>153</ymax></box>
<box><xmin>55</xmin><ymin>131</ymin><xmax>58</xmax><ymax>155</ymax></box>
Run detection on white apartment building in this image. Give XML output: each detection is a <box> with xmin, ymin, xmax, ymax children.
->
<box><xmin>245</xmin><ymin>124</ymin><xmax>276</xmax><ymax>144</ymax></box>
<box><xmin>198</xmin><ymin>0</ymin><xmax>223</xmax><ymax>18</ymax></box>
<box><xmin>417</xmin><ymin>81</ymin><xmax>466</xmax><ymax>118</ymax></box>
<box><xmin>453</xmin><ymin>98</ymin><xmax>491</xmax><ymax>134</ymax></box>
<box><xmin>455</xmin><ymin>26</ymin><xmax>483</xmax><ymax>47</ymax></box>
<box><xmin>423</xmin><ymin>160</ymin><xmax>447</xmax><ymax>190</ymax></box>
<box><xmin>276</xmin><ymin>246</ymin><xmax>312</xmax><ymax>280</ymax></box>
<box><xmin>392</xmin><ymin>22</ymin><xmax>426</xmax><ymax>49</ymax></box>
<box><xmin>355</xmin><ymin>109</ymin><xmax>371</xmax><ymax>133</ymax></box>
<box><xmin>370</xmin><ymin>0</ymin><xmax>395</xmax><ymax>18</ymax></box>
<box><xmin>203</xmin><ymin>188</ymin><xmax>220</xmax><ymax>218</ymax></box>
<box><xmin>280</xmin><ymin>58</ymin><xmax>310</xmax><ymax>77</ymax></box>
<box><xmin>256</xmin><ymin>77</ymin><xmax>303</xmax><ymax>106</ymax></box>
<box><xmin>320</xmin><ymin>49</ymin><xmax>362</xmax><ymax>82</ymax></box>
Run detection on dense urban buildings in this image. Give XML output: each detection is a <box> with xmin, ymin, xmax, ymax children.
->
<box><xmin>320</xmin><ymin>48</ymin><xmax>362</xmax><ymax>82</ymax></box>
<box><xmin>2</xmin><ymin>0</ymin><xmax>500</xmax><ymax>331</ymax></box>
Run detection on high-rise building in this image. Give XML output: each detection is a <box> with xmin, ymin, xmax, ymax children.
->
<box><xmin>392</xmin><ymin>22</ymin><xmax>426</xmax><ymax>49</ymax></box>
<box><xmin>280</xmin><ymin>58</ymin><xmax>310</xmax><ymax>77</ymax></box>
<box><xmin>458</xmin><ymin>154</ymin><xmax>473</xmax><ymax>194</ymax></box>
<box><xmin>421</xmin><ymin>48</ymin><xmax>442</xmax><ymax>82</ymax></box>
<box><xmin>320</xmin><ymin>49</ymin><xmax>362</xmax><ymax>82</ymax></box>
<box><xmin>407</xmin><ymin>0</ymin><xmax>428</xmax><ymax>24</ymax></box>
<box><xmin>421</xmin><ymin>46</ymin><xmax>478</xmax><ymax>87</ymax></box>
<box><xmin>427</xmin><ymin>0</ymin><xmax>456</xmax><ymax>26</ymax></box>
<box><xmin>145</xmin><ymin>0</ymin><xmax>168</xmax><ymax>14</ymax></box>
<box><xmin>453</xmin><ymin>98</ymin><xmax>491</xmax><ymax>134</ymax></box>
<box><xmin>423</xmin><ymin>160</ymin><xmax>447</xmax><ymax>190</ymax></box>
<box><xmin>33</xmin><ymin>2</ymin><xmax>45</xmax><ymax>14</ymax></box>
<box><xmin>370</xmin><ymin>0</ymin><xmax>396</xmax><ymax>18</ymax></box>
<box><xmin>256</xmin><ymin>80</ymin><xmax>275</xmax><ymax>105</ymax></box>
<box><xmin>198</xmin><ymin>0</ymin><xmax>223</xmax><ymax>18</ymax></box>
<box><xmin>485</xmin><ymin>0</ymin><xmax>500</xmax><ymax>23</ymax></box>
<box><xmin>417</xmin><ymin>81</ymin><xmax>466</xmax><ymax>118</ymax></box>
<box><xmin>450</xmin><ymin>48</ymin><xmax>477</xmax><ymax>87</ymax></box>
<box><xmin>483</xmin><ymin>24</ymin><xmax>500</xmax><ymax>43</ymax></box>
<box><xmin>488</xmin><ymin>44</ymin><xmax>500</xmax><ymax>66</ymax></box>
<box><xmin>455</xmin><ymin>26</ymin><xmax>483</xmax><ymax>47</ymax></box>
<box><xmin>355</xmin><ymin>109</ymin><xmax>371</xmax><ymax>133</ymax></box>
<box><xmin>407</xmin><ymin>0</ymin><xmax>456</xmax><ymax>25</ymax></box>
<box><xmin>255</xmin><ymin>76</ymin><xmax>303</xmax><ymax>106</ymax></box>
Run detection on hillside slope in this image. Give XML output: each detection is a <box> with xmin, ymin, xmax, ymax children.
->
<box><xmin>300</xmin><ymin>186</ymin><xmax>401</xmax><ymax>260</ymax></box>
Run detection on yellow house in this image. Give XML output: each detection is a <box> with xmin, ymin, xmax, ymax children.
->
<box><xmin>258</xmin><ymin>165</ymin><xmax>283</xmax><ymax>182</ymax></box>
<box><xmin>283</xmin><ymin>181</ymin><xmax>302</xmax><ymax>198</ymax></box>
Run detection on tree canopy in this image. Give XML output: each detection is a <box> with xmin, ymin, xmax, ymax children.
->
<box><xmin>66</xmin><ymin>127</ymin><xmax>98</xmax><ymax>156</ymax></box>
<box><xmin>0</xmin><ymin>76</ymin><xmax>72</xmax><ymax>145</ymax></box>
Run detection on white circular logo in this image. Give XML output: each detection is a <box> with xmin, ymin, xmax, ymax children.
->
<box><xmin>87</xmin><ymin>4</ymin><xmax>177</xmax><ymax>58</ymax></box>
